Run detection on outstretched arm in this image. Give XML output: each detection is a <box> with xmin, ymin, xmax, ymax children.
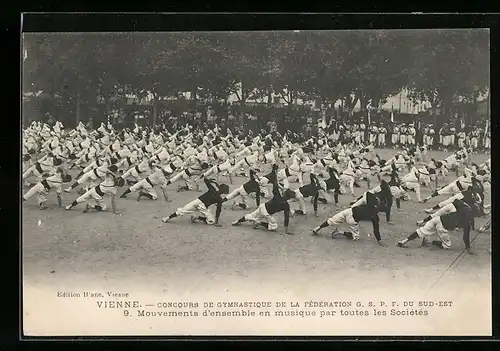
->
<box><xmin>349</xmin><ymin>179</ymin><xmax>355</xmax><ymax>195</ymax></box>
<box><xmin>313</xmin><ymin>193</ymin><xmax>319</xmax><ymax>216</ymax></box>
<box><xmin>215</xmin><ymin>202</ymin><xmax>223</xmax><ymax>224</ymax></box>
<box><xmin>283</xmin><ymin>203</ymin><xmax>291</xmax><ymax>234</ymax></box>
<box><xmin>309</xmin><ymin>173</ymin><xmax>317</xmax><ymax>183</ymax></box>
<box><xmin>463</xmin><ymin>221</ymin><xmax>473</xmax><ymax>254</ymax></box>
<box><xmin>272</xmin><ymin>180</ymin><xmax>281</xmax><ymax>197</ymax></box>
<box><xmin>328</xmin><ymin>167</ymin><xmax>336</xmax><ymax>179</ymax></box>
<box><xmin>250</xmin><ymin>169</ymin><xmax>257</xmax><ymax>182</ymax></box>
<box><xmin>111</xmin><ymin>194</ymin><xmax>119</xmax><ymax>214</ymax></box>
<box><xmin>385</xmin><ymin>195</ymin><xmax>393</xmax><ymax>222</ymax></box>
<box><xmin>204</xmin><ymin>177</ymin><xmax>217</xmax><ymax>192</ymax></box>
<box><xmin>160</xmin><ymin>184</ymin><xmax>171</xmax><ymax>202</ymax></box>
<box><xmin>371</xmin><ymin>214</ymin><xmax>382</xmax><ymax>242</ymax></box>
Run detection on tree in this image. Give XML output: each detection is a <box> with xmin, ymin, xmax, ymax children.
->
<box><xmin>24</xmin><ymin>33</ymin><xmax>141</xmax><ymax>125</ymax></box>
<box><xmin>24</xmin><ymin>30</ymin><xmax>489</xmax><ymax>130</ymax></box>
<box><xmin>331</xmin><ymin>30</ymin><xmax>414</xmax><ymax>123</ymax></box>
<box><xmin>407</xmin><ymin>29</ymin><xmax>490</xmax><ymax>126</ymax></box>
<box><xmin>213</xmin><ymin>32</ymin><xmax>275</xmax><ymax>126</ymax></box>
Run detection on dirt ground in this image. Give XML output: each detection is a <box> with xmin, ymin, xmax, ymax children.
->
<box><xmin>21</xmin><ymin>149</ymin><xmax>492</xmax><ymax>335</ymax></box>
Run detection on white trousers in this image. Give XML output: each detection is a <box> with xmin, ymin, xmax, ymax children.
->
<box><xmin>76</xmin><ymin>187</ymin><xmax>108</xmax><ymax>210</ymax></box>
<box><xmin>23</xmin><ymin>182</ymin><xmax>50</xmax><ymax>205</ymax></box>
<box><xmin>290</xmin><ymin>189</ymin><xmax>307</xmax><ymax>215</ymax></box>
<box><xmin>391</xmin><ymin>133</ymin><xmax>399</xmax><ymax>145</ymax></box>
<box><xmin>244</xmin><ymin>203</ymin><xmax>278</xmax><ymax>230</ymax></box>
<box><xmin>169</xmin><ymin>170</ymin><xmax>196</xmax><ymax>190</ymax></box>
<box><xmin>176</xmin><ymin>198</ymin><xmax>215</xmax><ymax>224</ymax></box>
<box><xmin>130</xmin><ymin>179</ymin><xmax>158</xmax><ymax>199</ymax></box>
<box><xmin>416</xmin><ymin>217</ymin><xmax>451</xmax><ymax>249</ymax></box>
<box><xmin>226</xmin><ymin>185</ymin><xmax>252</xmax><ymax>208</ymax></box>
<box><xmin>327</xmin><ymin>208</ymin><xmax>360</xmax><ymax>240</ymax></box>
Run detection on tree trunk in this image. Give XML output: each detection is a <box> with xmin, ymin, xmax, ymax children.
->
<box><xmin>470</xmin><ymin>95</ymin><xmax>479</xmax><ymax>126</ymax></box>
<box><xmin>438</xmin><ymin>86</ymin><xmax>453</xmax><ymax>123</ymax></box>
<box><xmin>340</xmin><ymin>98</ymin><xmax>345</xmax><ymax>123</ymax></box>
<box><xmin>150</xmin><ymin>92</ymin><xmax>158</xmax><ymax>126</ymax></box>
<box><xmin>329</xmin><ymin>97</ymin><xmax>335</xmax><ymax>125</ymax></box>
<box><xmin>239</xmin><ymin>82</ymin><xmax>246</xmax><ymax>129</ymax></box>
<box><xmin>104</xmin><ymin>97</ymin><xmax>109</xmax><ymax>125</ymax></box>
<box><xmin>359</xmin><ymin>91</ymin><xmax>370</xmax><ymax>137</ymax></box>
<box><xmin>486</xmin><ymin>91</ymin><xmax>490</xmax><ymax>120</ymax></box>
<box><xmin>152</xmin><ymin>100</ymin><xmax>158</xmax><ymax>126</ymax></box>
<box><xmin>76</xmin><ymin>93</ymin><xmax>80</xmax><ymax>125</ymax></box>
<box><xmin>359</xmin><ymin>91</ymin><xmax>366</xmax><ymax>112</ymax></box>
<box><xmin>431</xmin><ymin>104</ymin><xmax>438</xmax><ymax>131</ymax></box>
<box><xmin>191</xmin><ymin>87</ymin><xmax>198</xmax><ymax>110</ymax></box>
<box><xmin>372</xmin><ymin>97</ymin><xmax>380</xmax><ymax>112</ymax></box>
<box><xmin>345</xmin><ymin>93</ymin><xmax>360</xmax><ymax>115</ymax></box>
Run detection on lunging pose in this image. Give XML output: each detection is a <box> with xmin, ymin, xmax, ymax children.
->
<box><xmin>312</xmin><ymin>192</ymin><xmax>388</xmax><ymax>246</ymax></box>
<box><xmin>398</xmin><ymin>202</ymin><xmax>479</xmax><ymax>255</ymax></box>
<box><xmin>232</xmin><ymin>179</ymin><xmax>293</xmax><ymax>234</ymax></box>
<box><xmin>161</xmin><ymin>178</ymin><xmax>229</xmax><ymax>226</ymax></box>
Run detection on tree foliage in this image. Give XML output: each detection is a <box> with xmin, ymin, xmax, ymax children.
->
<box><xmin>407</xmin><ymin>29</ymin><xmax>490</xmax><ymax>109</ymax></box>
<box><xmin>23</xmin><ymin>29</ymin><xmax>490</xmax><ymax>125</ymax></box>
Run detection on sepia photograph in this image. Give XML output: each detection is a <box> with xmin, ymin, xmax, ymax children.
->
<box><xmin>22</xmin><ymin>28</ymin><xmax>492</xmax><ymax>336</ymax></box>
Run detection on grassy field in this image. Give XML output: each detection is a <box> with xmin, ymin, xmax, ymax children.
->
<box><xmin>21</xmin><ymin>148</ymin><xmax>492</xmax><ymax>335</ymax></box>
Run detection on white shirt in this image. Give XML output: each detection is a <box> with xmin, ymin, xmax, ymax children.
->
<box><xmin>147</xmin><ymin>168</ymin><xmax>169</xmax><ymax>189</ymax></box>
<box><xmin>99</xmin><ymin>175</ymin><xmax>117</xmax><ymax>196</ymax></box>
<box><xmin>44</xmin><ymin>172</ymin><xmax>63</xmax><ymax>193</ymax></box>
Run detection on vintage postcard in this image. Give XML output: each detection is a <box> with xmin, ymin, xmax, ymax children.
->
<box><xmin>22</xmin><ymin>27</ymin><xmax>492</xmax><ymax>336</ymax></box>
